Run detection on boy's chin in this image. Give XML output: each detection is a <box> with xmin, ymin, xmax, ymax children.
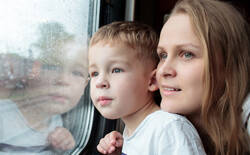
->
<box><xmin>99</xmin><ymin>111</ymin><xmax>119</xmax><ymax>120</ymax></box>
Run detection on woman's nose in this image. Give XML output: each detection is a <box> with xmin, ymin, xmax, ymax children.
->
<box><xmin>157</xmin><ymin>60</ymin><xmax>177</xmax><ymax>78</ymax></box>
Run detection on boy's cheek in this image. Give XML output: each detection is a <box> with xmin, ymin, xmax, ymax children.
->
<box><xmin>89</xmin><ymin>84</ymin><xmax>96</xmax><ymax>102</ymax></box>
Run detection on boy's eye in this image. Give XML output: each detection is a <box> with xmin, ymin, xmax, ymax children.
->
<box><xmin>72</xmin><ymin>70</ymin><xmax>84</xmax><ymax>77</ymax></box>
<box><xmin>112</xmin><ymin>68</ymin><xmax>123</xmax><ymax>73</ymax></box>
<box><xmin>90</xmin><ymin>71</ymin><xmax>99</xmax><ymax>77</ymax></box>
<box><xmin>158</xmin><ymin>52</ymin><xmax>168</xmax><ymax>60</ymax></box>
<box><xmin>42</xmin><ymin>64</ymin><xmax>62</xmax><ymax>71</ymax></box>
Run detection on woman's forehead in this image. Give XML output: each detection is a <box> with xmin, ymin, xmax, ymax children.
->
<box><xmin>159</xmin><ymin>14</ymin><xmax>201</xmax><ymax>48</ymax></box>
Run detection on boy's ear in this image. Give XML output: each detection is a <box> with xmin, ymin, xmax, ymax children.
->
<box><xmin>148</xmin><ymin>69</ymin><xmax>158</xmax><ymax>92</ymax></box>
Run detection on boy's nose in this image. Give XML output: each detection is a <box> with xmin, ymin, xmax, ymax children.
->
<box><xmin>96</xmin><ymin>79</ymin><xmax>110</xmax><ymax>89</ymax></box>
<box><xmin>53</xmin><ymin>73</ymin><xmax>70</xmax><ymax>86</ymax></box>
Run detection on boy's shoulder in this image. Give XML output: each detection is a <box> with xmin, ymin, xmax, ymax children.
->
<box><xmin>128</xmin><ymin>110</ymin><xmax>205</xmax><ymax>154</ymax></box>
<box><xmin>0</xmin><ymin>99</ymin><xmax>17</xmax><ymax>112</ymax></box>
<box><xmin>144</xmin><ymin>110</ymin><xmax>199</xmax><ymax>137</ymax></box>
<box><xmin>148</xmin><ymin>110</ymin><xmax>192</xmax><ymax>125</ymax></box>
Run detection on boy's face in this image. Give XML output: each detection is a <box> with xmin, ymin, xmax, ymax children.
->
<box><xmin>14</xmin><ymin>41</ymin><xmax>88</xmax><ymax>115</ymax></box>
<box><xmin>88</xmin><ymin>43</ymin><xmax>154</xmax><ymax>119</ymax></box>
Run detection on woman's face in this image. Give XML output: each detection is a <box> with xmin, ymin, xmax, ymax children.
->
<box><xmin>156</xmin><ymin>13</ymin><xmax>204</xmax><ymax>116</ymax></box>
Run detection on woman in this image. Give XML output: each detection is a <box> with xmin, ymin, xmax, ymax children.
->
<box><xmin>156</xmin><ymin>0</ymin><xmax>250</xmax><ymax>154</ymax></box>
<box><xmin>97</xmin><ymin>0</ymin><xmax>250</xmax><ymax>154</ymax></box>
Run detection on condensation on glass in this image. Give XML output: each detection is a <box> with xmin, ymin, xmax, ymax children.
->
<box><xmin>0</xmin><ymin>0</ymin><xmax>94</xmax><ymax>154</ymax></box>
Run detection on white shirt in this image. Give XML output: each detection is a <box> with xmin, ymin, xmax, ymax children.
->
<box><xmin>122</xmin><ymin>110</ymin><xmax>206</xmax><ymax>155</ymax></box>
<box><xmin>242</xmin><ymin>94</ymin><xmax>250</xmax><ymax>135</ymax></box>
<box><xmin>0</xmin><ymin>100</ymin><xmax>63</xmax><ymax>155</ymax></box>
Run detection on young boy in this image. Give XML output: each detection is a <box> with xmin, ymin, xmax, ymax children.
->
<box><xmin>0</xmin><ymin>39</ymin><xmax>89</xmax><ymax>154</ymax></box>
<box><xmin>88</xmin><ymin>21</ymin><xmax>206</xmax><ymax>155</ymax></box>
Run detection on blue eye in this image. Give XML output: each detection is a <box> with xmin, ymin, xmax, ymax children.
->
<box><xmin>158</xmin><ymin>52</ymin><xmax>167</xmax><ymax>60</ymax></box>
<box><xmin>182</xmin><ymin>52</ymin><xmax>194</xmax><ymax>59</ymax></box>
<box><xmin>42</xmin><ymin>64</ymin><xmax>61</xmax><ymax>71</ymax></box>
<box><xmin>72</xmin><ymin>70</ymin><xmax>84</xmax><ymax>77</ymax></box>
<box><xmin>91</xmin><ymin>71</ymin><xmax>99</xmax><ymax>77</ymax></box>
<box><xmin>112</xmin><ymin>68</ymin><xmax>123</xmax><ymax>73</ymax></box>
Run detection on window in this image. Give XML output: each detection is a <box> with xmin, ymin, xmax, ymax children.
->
<box><xmin>0</xmin><ymin>0</ymin><xmax>97</xmax><ymax>154</ymax></box>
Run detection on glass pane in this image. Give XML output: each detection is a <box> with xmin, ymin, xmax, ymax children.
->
<box><xmin>0</xmin><ymin>0</ymin><xmax>94</xmax><ymax>154</ymax></box>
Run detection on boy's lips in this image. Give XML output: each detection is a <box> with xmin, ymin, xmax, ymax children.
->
<box><xmin>40</xmin><ymin>93</ymin><xmax>69</xmax><ymax>103</ymax></box>
<box><xmin>49</xmin><ymin>94</ymin><xmax>68</xmax><ymax>102</ymax></box>
<box><xmin>97</xmin><ymin>96</ymin><xmax>113</xmax><ymax>106</ymax></box>
<box><xmin>14</xmin><ymin>93</ymin><xmax>69</xmax><ymax>105</ymax></box>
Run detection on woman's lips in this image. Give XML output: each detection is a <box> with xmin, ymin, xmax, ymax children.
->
<box><xmin>161</xmin><ymin>86</ymin><xmax>182</xmax><ymax>96</ymax></box>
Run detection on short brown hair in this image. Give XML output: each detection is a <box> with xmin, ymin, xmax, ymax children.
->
<box><xmin>89</xmin><ymin>21</ymin><xmax>159</xmax><ymax>66</ymax></box>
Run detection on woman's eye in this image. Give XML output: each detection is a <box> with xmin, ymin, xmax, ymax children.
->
<box><xmin>158</xmin><ymin>52</ymin><xmax>168</xmax><ymax>60</ymax></box>
<box><xmin>112</xmin><ymin>68</ymin><xmax>123</xmax><ymax>73</ymax></box>
<box><xmin>182</xmin><ymin>51</ymin><xmax>194</xmax><ymax>59</ymax></box>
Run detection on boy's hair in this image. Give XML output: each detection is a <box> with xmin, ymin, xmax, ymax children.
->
<box><xmin>172</xmin><ymin>0</ymin><xmax>250</xmax><ymax>154</ymax></box>
<box><xmin>89</xmin><ymin>21</ymin><xmax>159</xmax><ymax>67</ymax></box>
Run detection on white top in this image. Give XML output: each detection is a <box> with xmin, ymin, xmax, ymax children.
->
<box><xmin>122</xmin><ymin>110</ymin><xmax>206</xmax><ymax>155</ymax></box>
<box><xmin>242</xmin><ymin>94</ymin><xmax>250</xmax><ymax>135</ymax></box>
<box><xmin>0</xmin><ymin>100</ymin><xmax>63</xmax><ymax>155</ymax></box>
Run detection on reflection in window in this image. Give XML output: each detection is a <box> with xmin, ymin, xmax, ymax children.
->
<box><xmin>0</xmin><ymin>0</ymin><xmax>94</xmax><ymax>154</ymax></box>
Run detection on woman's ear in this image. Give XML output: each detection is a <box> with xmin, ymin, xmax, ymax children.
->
<box><xmin>148</xmin><ymin>69</ymin><xmax>158</xmax><ymax>92</ymax></box>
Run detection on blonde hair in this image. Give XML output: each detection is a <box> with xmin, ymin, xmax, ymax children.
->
<box><xmin>171</xmin><ymin>0</ymin><xmax>250</xmax><ymax>154</ymax></box>
<box><xmin>89</xmin><ymin>21</ymin><xmax>159</xmax><ymax>66</ymax></box>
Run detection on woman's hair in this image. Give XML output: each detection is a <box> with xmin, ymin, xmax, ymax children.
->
<box><xmin>171</xmin><ymin>0</ymin><xmax>250</xmax><ymax>154</ymax></box>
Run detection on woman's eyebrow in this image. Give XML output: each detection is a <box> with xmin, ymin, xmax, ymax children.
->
<box><xmin>157</xmin><ymin>43</ymin><xmax>200</xmax><ymax>51</ymax></box>
<box><xmin>176</xmin><ymin>43</ymin><xmax>201</xmax><ymax>50</ymax></box>
<box><xmin>157</xmin><ymin>46</ymin><xmax>165</xmax><ymax>52</ymax></box>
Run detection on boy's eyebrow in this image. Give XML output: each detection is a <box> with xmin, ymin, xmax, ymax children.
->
<box><xmin>108</xmin><ymin>59</ymin><xmax>131</xmax><ymax>67</ymax></box>
<box><xmin>88</xmin><ymin>59</ymin><xmax>131</xmax><ymax>69</ymax></box>
<box><xmin>88</xmin><ymin>63</ymin><xmax>96</xmax><ymax>69</ymax></box>
<box><xmin>73</xmin><ymin>63</ymin><xmax>87</xmax><ymax>69</ymax></box>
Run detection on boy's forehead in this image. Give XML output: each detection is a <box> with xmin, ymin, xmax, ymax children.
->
<box><xmin>88</xmin><ymin>42</ymin><xmax>154</xmax><ymax>70</ymax></box>
<box><xmin>59</xmin><ymin>43</ymin><xmax>88</xmax><ymax>64</ymax></box>
<box><xmin>90</xmin><ymin>40</ymin><xmax>126</xmax><ymax>48</ymax></box>
<box><xmin>89</xmin><ymin>41</ymin><xmax>137</xmax><ymax>57</ymax></box>
<box><xmin>89</xmin><ymin>41</ymin><xmax>139</xmax><ymax>57</ymax></box>
<box><xmin>64</xmin><ymin>53</ymin><xmax>88</xmax><ymax>69</ymax></box>
<box><xmin>39</xmin><ymin>45</ymin><xmax>88</xmax><ymax>69</ymax></box>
